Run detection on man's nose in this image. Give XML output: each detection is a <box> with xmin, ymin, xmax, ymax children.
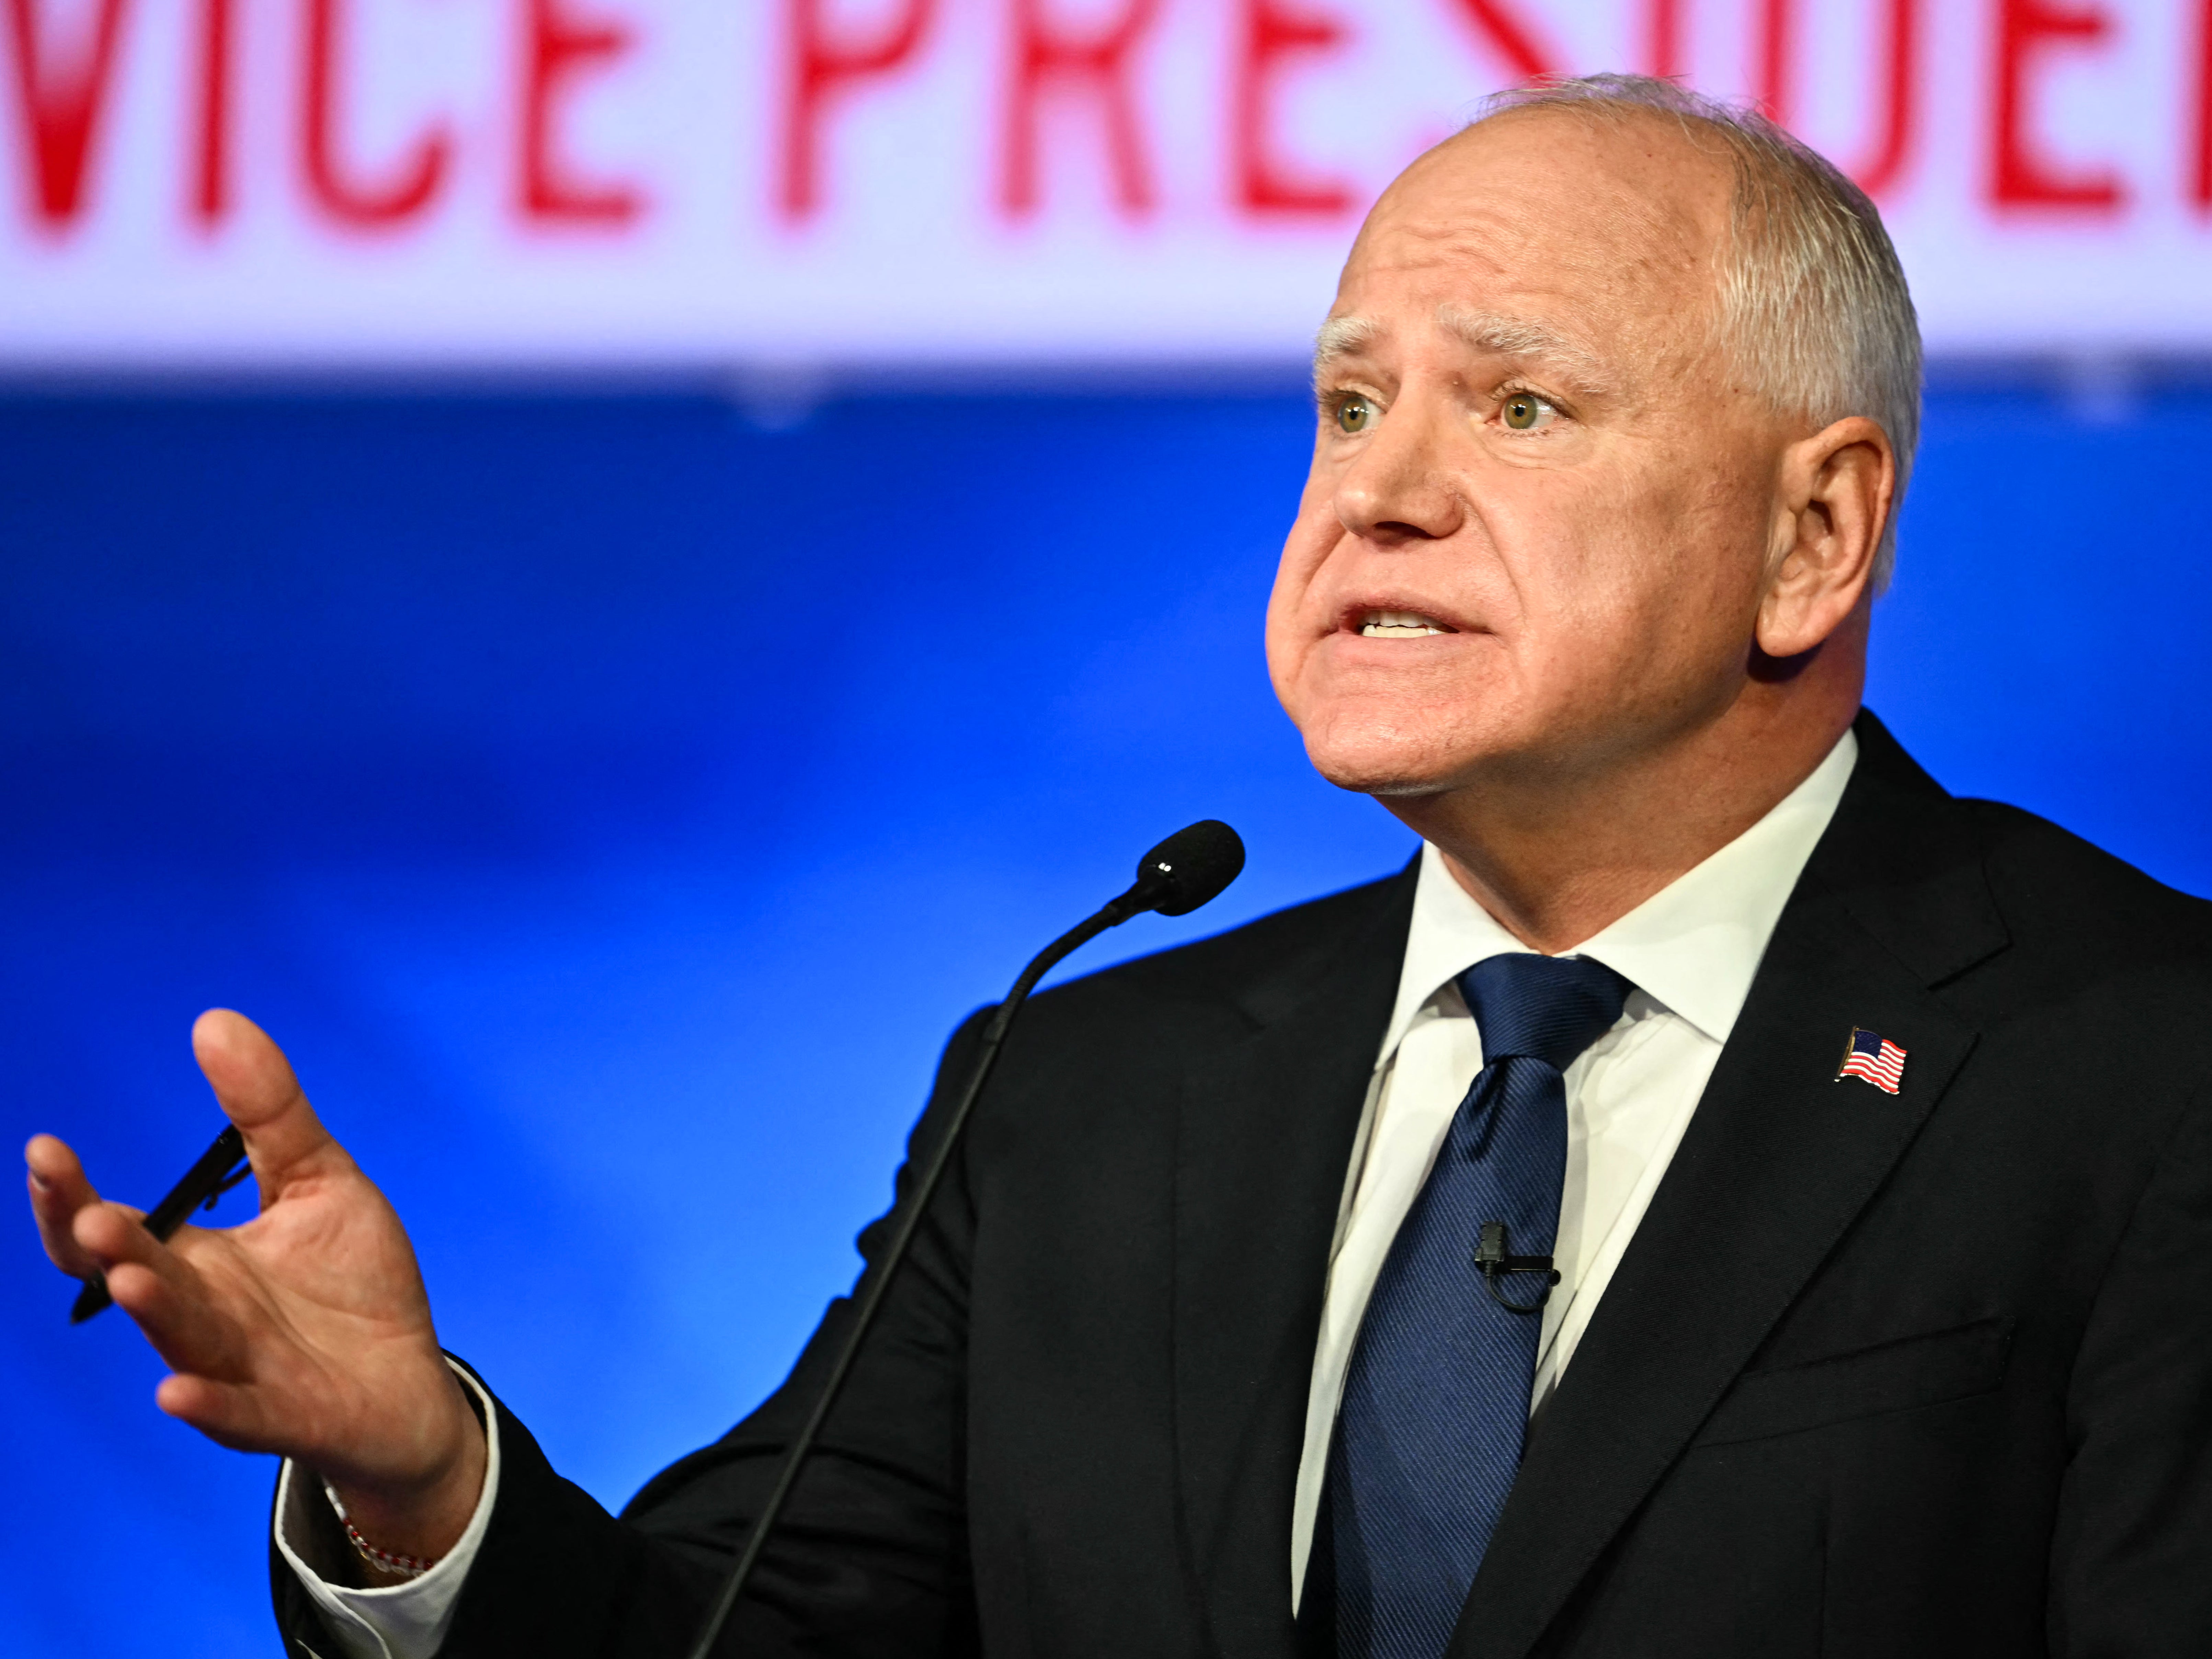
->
<box><xmin>1334</xmin><ymin>399</ymin><xmax>1465</xmax><ymax>545</ymax></box>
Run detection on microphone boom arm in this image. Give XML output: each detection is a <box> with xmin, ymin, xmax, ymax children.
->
<box><xmin>684</xmin><ymin>823</ymin><xmax>1242</xmax><ymax>1658</ymax></box>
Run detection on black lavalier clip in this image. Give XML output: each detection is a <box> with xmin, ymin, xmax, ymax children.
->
<box><xmin>1474</xmin><ymin>1221</ymin><xmax>1560</xmax><ymax>1315</ymax></box>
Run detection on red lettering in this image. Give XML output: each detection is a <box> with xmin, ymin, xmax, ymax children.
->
<box><xmin>1001</xmin><ymin>0</ymin><xmax>1161</xmax><ymax>218</ymax></box>
<box><xmin>302</xmin><ymin>0</ymin><xmax>450</xmax><ymax>228</ymax></box>
<box><xmin>1232</xmin><ymin>0</ymin><xmax>1351</xmax><ymax>216</ymax></box>
<box><xmin>1642</xmin><ymin>0</ymin><xmax>1685</xmax><ymax>81</ymax></box>
<box><xmin>1755</xmin><ymin>0</ymin><xmax>1794</xmax><ymax>127</ymax></box>
<box><xmin>518</xmin><ymin>0</ymin><xmax>641</xmax><ymax>225</ymax></box>
<box><xmin>1848</xmin><ymin>0</ymin><xmax>1920</xmax><ymax>200</ymax></box>
<box><xmin>4</xmin><ymin>0</ymin><xmax>130</xmax><ymax>228</ymax></box>
<box><xmin>1647</xmin><ymin>0</ymin><xmax>1918</xmax><ymax>199</ymax></box>
<box><xmin>779</xmin><ymin>0</ymin><xmax>935</xmax><ymax>220</ymax></box>
<box><xmin>2192</xmin><ymin>0</ymin><xmax>2212</xmax><ymax>209</ymax></box>
<box><xmin>1437</xmin><ymin>0</ymin><xmax>1558</xmax><ymax>87</ymax></box>
<box><xmin>191</xmin><ymin>0</ymin><xmax>232</xmax><ymax>225</ymax></box>
<box><xmin>1988</xmin><ymin>0</ymin><xmax>2123</xmax><ymax>211</ymax></box>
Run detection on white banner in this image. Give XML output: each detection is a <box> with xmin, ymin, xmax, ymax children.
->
<box><xmin>2</xmin><ymin>0</ymin><xmax>2207</xmax><ymax>368</ymax></box>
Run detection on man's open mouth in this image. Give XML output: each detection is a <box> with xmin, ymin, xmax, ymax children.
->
<box><xmin>1358</xmin><ymin>609</ymin><xmax>1451</xmax><ymax>638</ymax></box>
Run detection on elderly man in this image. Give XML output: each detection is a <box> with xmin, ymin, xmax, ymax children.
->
<box><xmin>28</xmin><ymin>75</ymin><xmax>2212</xmax><ymax>1659</ymax></box>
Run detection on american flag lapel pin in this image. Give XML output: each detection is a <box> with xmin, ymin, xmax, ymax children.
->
<box><xmin>1836</xmin><ymin>1027</ymin><xmax>1907</xmax><ymax>1093</ymax></box>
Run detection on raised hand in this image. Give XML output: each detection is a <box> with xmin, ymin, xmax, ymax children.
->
<box><xmin>25</xmin><ymin>1010</ymin><xmax>485</xmax><ymax>1569</ymax></box>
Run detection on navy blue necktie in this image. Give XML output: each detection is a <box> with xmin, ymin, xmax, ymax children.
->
<box><xmin>1328</xmin><ymin>952</ymin><xmax>1633</xmax><ymax>1659</ymax></box>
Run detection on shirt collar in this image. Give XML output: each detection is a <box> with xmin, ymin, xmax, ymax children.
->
<box><xmin>1378</xmin><ymin>728</ymin><xmax>1859</xmax><ymax>1063</ymax></box>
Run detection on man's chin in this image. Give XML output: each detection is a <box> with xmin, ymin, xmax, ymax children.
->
<box><xmin>1283</xmin><ymin>678</ymin><xmax>1525</xmax><ymax>799</ymax></box>
<box><xmin>1300</xmin><ymin>733</ymin><xmax>1476</xmax><ymax>799</ymax></box>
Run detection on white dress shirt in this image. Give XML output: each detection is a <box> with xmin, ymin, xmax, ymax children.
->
<box><xmin>275</xmin><ymin>1361</ymin><xmax>501</xmax><ymax>1659</ymax></box>
<box><xmin>283</xmin><ymin>731</ymin><xmax>1857</xmax><ymax>1654</ymax></box>
<box><xmin>1288</xmin><ymin>729</ymin><xmax>1856</xmax><ymax>1608</ymax></box>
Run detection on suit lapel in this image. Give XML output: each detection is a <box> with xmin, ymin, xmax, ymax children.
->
<box><xmin>1173</xmin><ymin>869</ymin><xmax>1416</xmax><ymax>1659</ymax></box>
<box><xmin>1447</xmin><ymin>713</ymin><xmax>2009</xmax><ymax>1659</ymax></box>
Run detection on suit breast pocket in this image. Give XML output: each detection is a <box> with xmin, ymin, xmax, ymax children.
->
<box><xmin>1693</xmin><ymin>1317</ymin><xmax>2015</xmax><ymax>1448</ymax></box>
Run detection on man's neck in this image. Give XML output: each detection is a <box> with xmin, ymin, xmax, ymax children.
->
<box><xmin>1383</xmin><ymin>701</ymin><xmax>1857</xmax><ymax>955</ymax></box>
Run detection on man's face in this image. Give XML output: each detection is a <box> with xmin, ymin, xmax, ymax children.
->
<box><xmin>1267</xmin><ymin>109</ymin><xmax>1798</xmax><ymax>798</ymax></box>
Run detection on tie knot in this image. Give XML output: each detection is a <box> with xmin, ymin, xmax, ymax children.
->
<box><xmin>1457</xmin><ymin>952</ymin><xmax>1632</xmax><ymax>1073</ymax></box>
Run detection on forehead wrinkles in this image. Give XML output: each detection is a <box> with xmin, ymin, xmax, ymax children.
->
<box><xmin>1379</xmin><ymin>183</ymin><xmax>1712</xmax><ymax>313</ymax></box>
<box><xmin>1342</xmin><ymin>116</ymin><xmax>1731</xmax><ymax>379</ymax></box>
<box><xmin>1433</xmin><ymin>106</ymin><xmax>1726</xmax><ymax>264</ymax></box>
<box><xmin>1320</xmin><ymin>241</ymin><xmax>1693</xmax><ymax>406</ymax></box>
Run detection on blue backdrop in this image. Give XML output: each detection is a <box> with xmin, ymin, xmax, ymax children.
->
<box><xmin>4</xmin><ymin>378</ymin><xmax>2208</xmax><ymax>1654</ymax></box>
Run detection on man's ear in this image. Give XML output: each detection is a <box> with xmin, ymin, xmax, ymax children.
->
<box><xmin>1758</xmin><ymin>415</ymin><xmax>1894</xmax><ymax>658</ymax></box>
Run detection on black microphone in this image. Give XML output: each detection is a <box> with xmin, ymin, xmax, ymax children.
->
<box><xmin>684</xmin><ymin>820</ymin><xmax>1245</xmax><ymax>1659</ymax></box>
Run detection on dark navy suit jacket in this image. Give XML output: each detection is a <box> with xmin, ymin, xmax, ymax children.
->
<box><xmin>275</xmin><ymin>711</ymin><xmax>2212</xmax><ymax>1657</ymax></box>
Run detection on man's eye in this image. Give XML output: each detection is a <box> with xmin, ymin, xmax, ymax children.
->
<box><xmin>1335</xmin><ymin>395</ymin><xmax>1376</xmax><ymax>435</ymax></box>
<box><xmin>1500</xmin><ymin>393</ymin><xmax>1558</xmax><ymax>432</ymax></box>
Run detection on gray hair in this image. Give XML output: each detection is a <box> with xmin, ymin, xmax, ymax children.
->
<box><xmin>1476</xmin><ymin>74</ymin><xmax>1921</xmax><ymax>590</ymax></box>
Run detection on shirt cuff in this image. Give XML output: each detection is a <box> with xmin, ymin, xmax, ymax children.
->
<box><xmin>273</xmin><ymin>1361</ymin><xmax>502</xmax><ymax>1659</ymax></box>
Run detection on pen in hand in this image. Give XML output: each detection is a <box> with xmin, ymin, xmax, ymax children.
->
<box><xmin>70</xmin><ymin>1124</ymin><xmax>252</xmax><ymax>1324</ymax></box>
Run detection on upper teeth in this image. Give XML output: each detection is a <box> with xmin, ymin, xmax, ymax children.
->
<box><xmin>1361</xmin><ymin>609</ymin><xmax>1445</xmax><ymax>637</ymax></box>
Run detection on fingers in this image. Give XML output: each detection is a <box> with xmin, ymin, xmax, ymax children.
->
<box><xmin>24</xmin><ymin>1134</ymin><xmax>139</xmax><ymax>1279</ymax></box>
<box><xmin>192</xmin><ymin>1009</ymin><xmax>352</xmax><ymax>1198</ymax></box>
<box><xmin>76</xmin><ymin>1205</ymin><xmax>250</xmax><ymax>1380</ymax></box>
<box><xmin>153</xmin><ymin>1372</ymin><xmax>279</xmax><ymax>1454</ymax></box>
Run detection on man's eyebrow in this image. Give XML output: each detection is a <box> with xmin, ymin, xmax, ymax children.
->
<box><xmin>1434</xmin><ymin>304</ymin><xmax>1618</xmax><ymax>396</ymax></box>
<box><xmin>1311</xmin><ymin>315</ymin><xmax>1382</xmax><ymax>389</ymax></box>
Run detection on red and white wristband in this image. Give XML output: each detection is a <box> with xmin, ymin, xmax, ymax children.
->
<box><xmin>322</xmin><ymin>1478</ymin><xmax>439</xmax><ymax>1580</ymax></box>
